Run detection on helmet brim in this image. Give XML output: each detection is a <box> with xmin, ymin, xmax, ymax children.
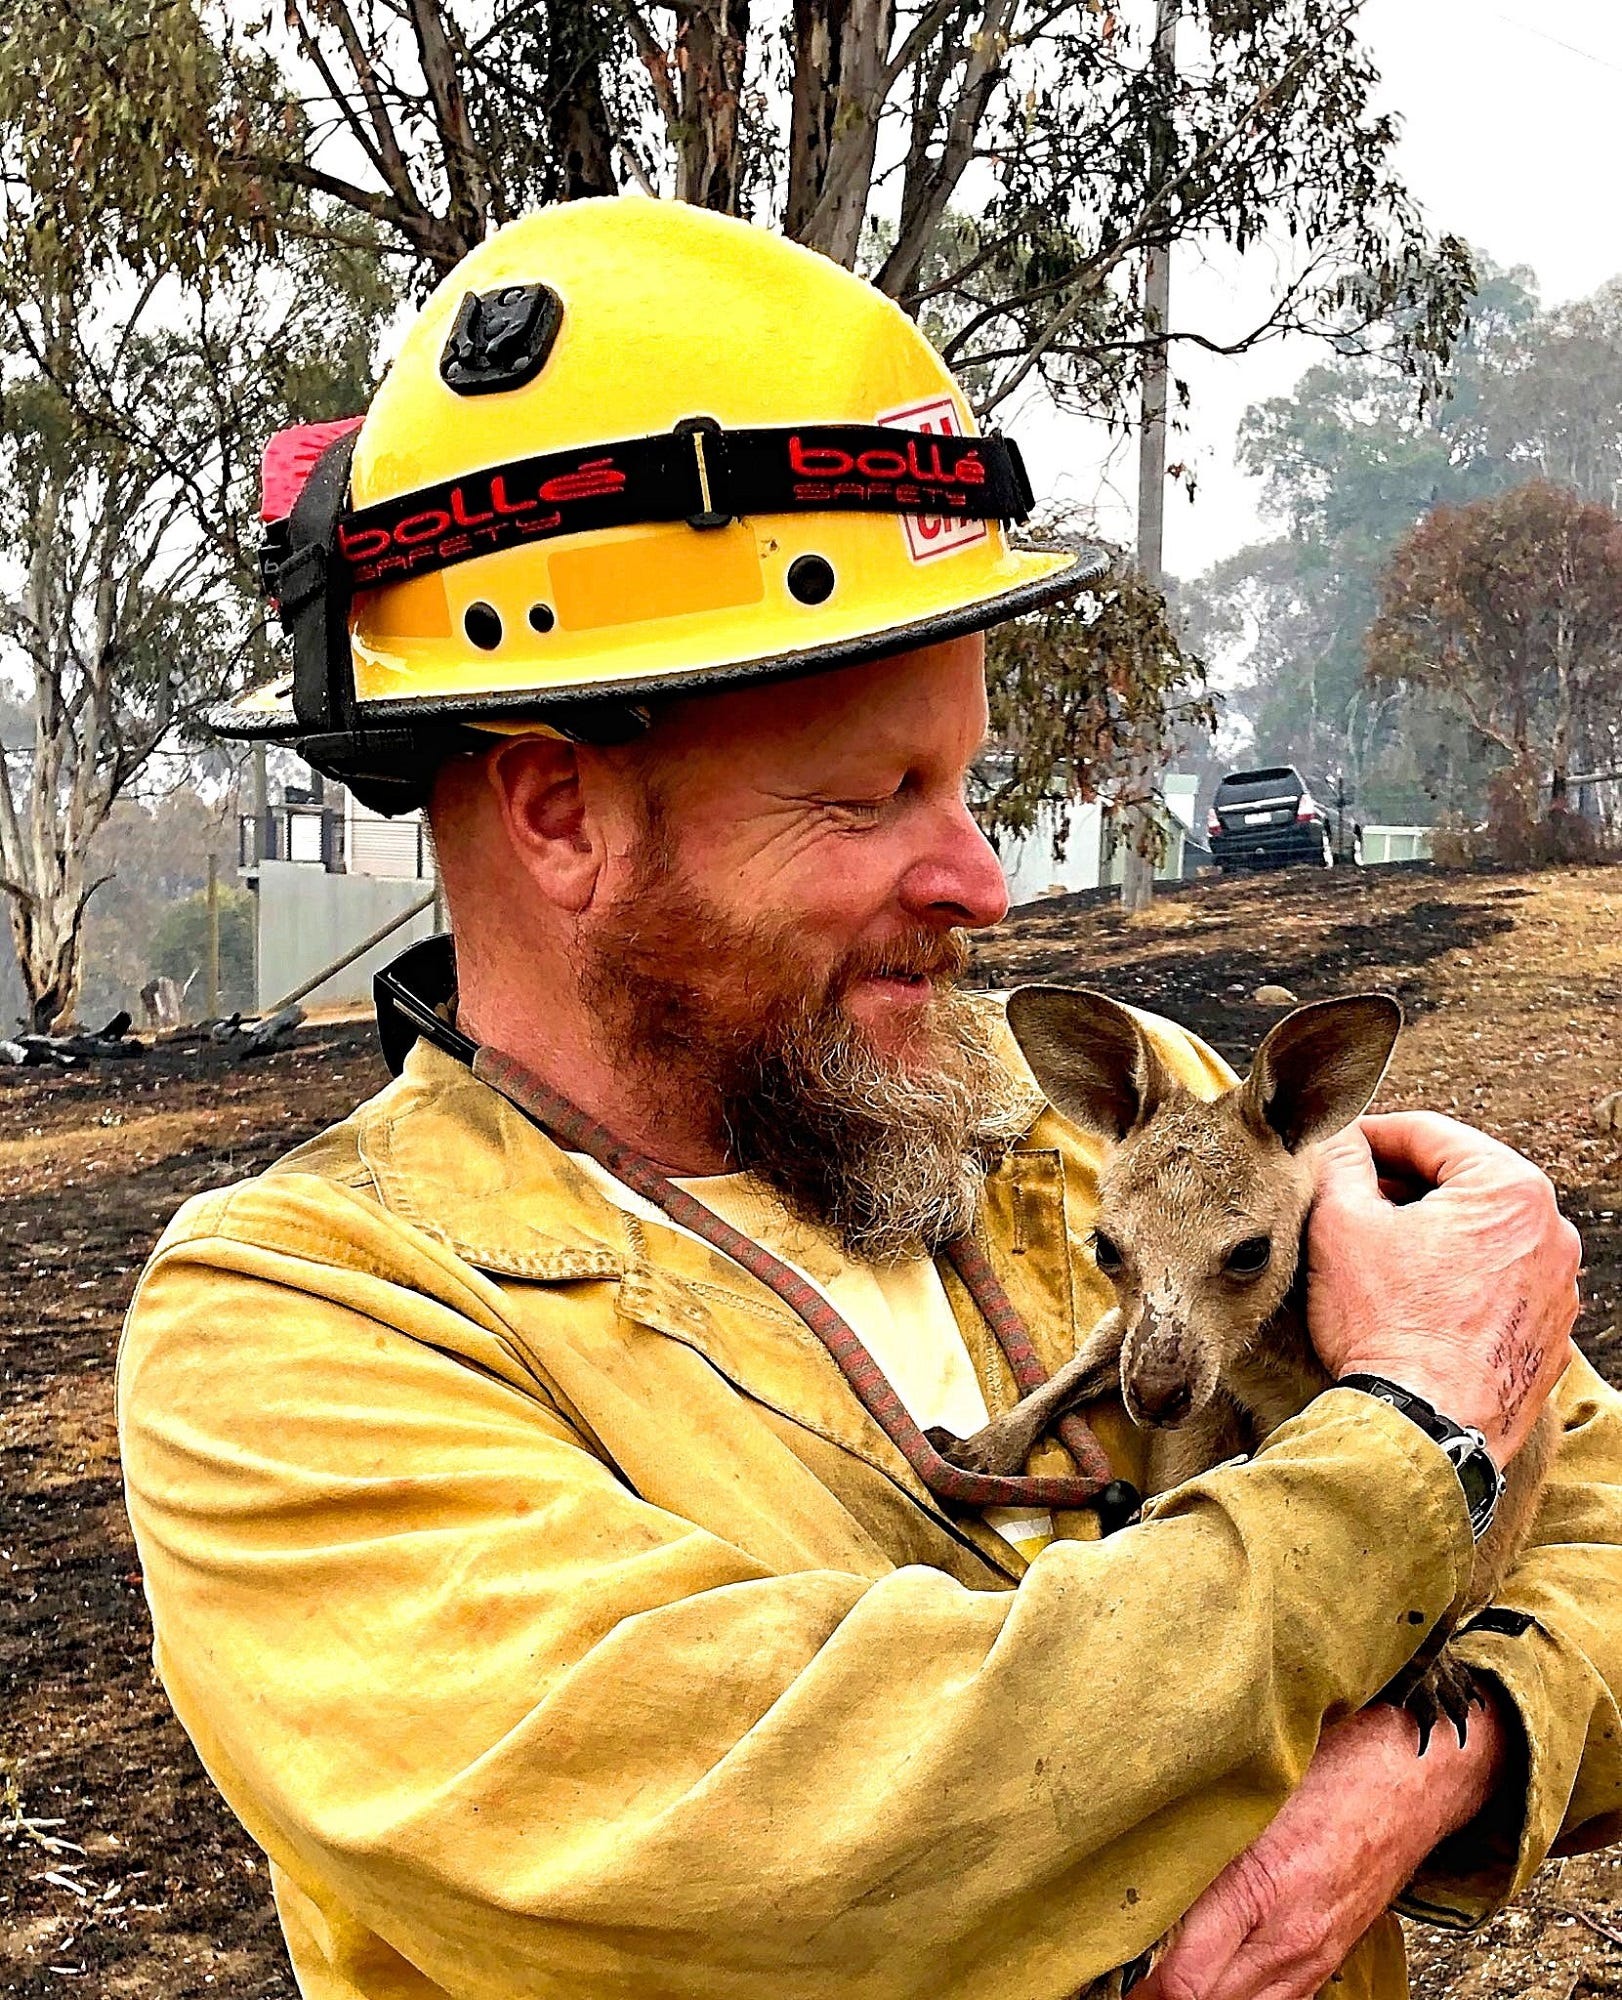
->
<box><xmin>214</xmin><ymin>539</ymin><xmax>1111</xmax><ymax>744</ymax></box>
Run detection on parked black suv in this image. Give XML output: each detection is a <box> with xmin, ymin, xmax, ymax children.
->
<box><xmin>1206</xmin><ymin>766</ymin><xmax>1360</xmax><ymax>871</ymax></box>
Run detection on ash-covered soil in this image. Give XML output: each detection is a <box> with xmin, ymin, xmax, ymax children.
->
<box><xmin>2</xmin><ymin>1023</ymin><xmax>387</xmax><ymax>1997</ymax></box>
<box><xmin>3</xmin><ymin>858</ymin><xmax>1619</xmax><ymax>1996</ymax></box>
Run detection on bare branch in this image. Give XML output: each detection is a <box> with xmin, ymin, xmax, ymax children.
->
<box><xmin>407</xmin><ymin>0</ymin><xmax>493</xmax><ymax>248</ymax></box>
<box><xmin>286</xmin><ymin>0</ymin><xmax>423</xmax><ymax>214</ymax></box>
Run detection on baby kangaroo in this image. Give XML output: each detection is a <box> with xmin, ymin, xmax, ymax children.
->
<box><xmin>946</xmin><ymin>985</ymin><xmax>1557</xmax><ymax>1756</ymax></box>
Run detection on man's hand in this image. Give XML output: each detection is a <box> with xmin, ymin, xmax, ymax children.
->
<box><xmin>1133</xmin><ymin>1696</ymin><xmax>1512</xmax><ymax>2000</ymax></box>
<box><xmin>1308</xmin><ymin>1112</ymin><xmax>1580</xmax><ymax>1464</ymax></box>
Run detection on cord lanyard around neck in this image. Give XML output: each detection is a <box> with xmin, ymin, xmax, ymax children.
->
<box><xmin>472</xmin><ymin>1045</ymin><xmax>1119</xmax><ymax>1515</ymax></box>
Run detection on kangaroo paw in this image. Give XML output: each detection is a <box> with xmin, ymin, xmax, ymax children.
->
<box><xmin>927</xmin><ymin>1416</ymin><xmax>1042</xmax><ymax>1479</ymax></box>
<box><xmin>1403</xmin><ymin>1650</ymin><xmax>1487</xmax><ymax>1755</ymax></box>
<box><xmin>927</xmin><ymin>1342</ymin><xmax>1122</xmax><ymax>1483</ymax></box>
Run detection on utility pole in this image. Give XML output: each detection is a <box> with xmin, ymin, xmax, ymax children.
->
<box><xmin>1121</xmin><ymin>0</ymin><xmax>1179</xmax><ymax>914</ymax></box>
<box><xmin>206</xmin><ymin>852</ymin><xmax>221</xmax><ymax>1021</ymax></box>
<box><xmin>252</xmin><ymin>741</ymin><xmax>270</xmax><ymax>864</ymax></box>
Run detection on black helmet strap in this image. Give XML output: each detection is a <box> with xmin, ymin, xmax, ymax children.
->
<box><xmin>287</xmin><ymin>420</ymin><xmax>1033</xmax><ymax>604</ymax></box>
<box><xmin>258</xmin><ymin>417</ymin><xmax>1036</xmax><ymax>799</ymax></box>
<box><xmin>264</xmin><ymin>427</ymin><xmax>363</xmax><ymax>737</ymax></box>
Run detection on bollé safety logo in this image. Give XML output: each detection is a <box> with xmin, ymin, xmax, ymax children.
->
<box><xmin>338</xmin><ymin>459</ymin><xmax>628</xmax><ymax>585</ymax></box>
<box><xmin>878</xmin><ymin>397</ymin><xmax>990</xmax><ymax>563</ymax></box>
<box><xmin>310</xmin><ymin>420</ymin><xmax>1022</xmax><ymax>599</ymax></box>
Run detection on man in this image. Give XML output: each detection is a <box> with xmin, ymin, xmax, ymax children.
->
<box><xmin>119</xmin><ymin>199</ymin><xmax>1618</xmax><ymax>2000</ymax></box>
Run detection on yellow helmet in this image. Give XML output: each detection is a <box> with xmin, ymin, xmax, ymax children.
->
<box><xmin>218</xmin><ymin>198</ymin><xmax>1104</xmax><ymax>808</ymax></box>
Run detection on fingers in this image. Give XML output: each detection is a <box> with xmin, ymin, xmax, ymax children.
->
<box><xmin>1356</xmin><ymin>1110</ymin><xmax>1525</xmax><ymax>1190</ymax></box>
<box><xmin>1132</xmin><ymin>1853</ymin><xmax>1272</xmax><ymax>2000</ymax></box>
<box><xmin>1310</xmin><ymin>1123</ymin><xmax>1383</xmax><ymax>1209</ymax></box>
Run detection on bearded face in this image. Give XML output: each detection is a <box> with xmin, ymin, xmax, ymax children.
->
<box><xmin>577</xmin><ymin>788</ymin><xmax>1032</xmax><ymax>1264</ymax></box>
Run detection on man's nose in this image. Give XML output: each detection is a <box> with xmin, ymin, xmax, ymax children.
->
<box><xmin>900</xmin><ymin>799</ymin><xmax>1009</xmax><ymax>930</ymax></box>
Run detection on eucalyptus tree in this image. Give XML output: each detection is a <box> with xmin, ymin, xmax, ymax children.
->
<box><xmin>0</xmin><ymin>4</ymin><xmax>392</xmax><ymax>1027</ymax></box>
<box><xmin>43</xmin><ymin>0</ymin><xmax>1474</xmax><ymax>418</ymax></box>
<box><xmin>7</xmin><ymin>0</ymin><xmax>1479</xmax><ymax>963</ymax></box>
<box><xmin>1367</xmin><ymin>479</ymin><xmax>1622</xmax><ymax>827</ymax></box>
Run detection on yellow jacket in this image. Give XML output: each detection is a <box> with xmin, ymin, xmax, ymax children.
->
<box><xmin>117</xmin><ymin>1015</ymin><xmax>1622</xmax><ymax>2000</ymax></box>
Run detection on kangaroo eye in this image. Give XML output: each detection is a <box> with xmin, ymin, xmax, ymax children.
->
<box><xmin>1225</xmin><ymin>1236</ymin><xmax>1272</xmax><ymax>1277</ymax></box>
<box><xmin>1091</xmin><ymin>1231</ymin><xmax>1124</xmax><ymax>1275</ymax></box>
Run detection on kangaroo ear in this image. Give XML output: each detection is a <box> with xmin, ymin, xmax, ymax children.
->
<box><xmin>1006</xmin><ymin>986</ymin><xmax>1173</xmax><ymax>1142</ymax></box>
<box><xmin>1242</xmin><ymin>994</ymin><xmax>1402</xmax><ymax>1153</ymax></box>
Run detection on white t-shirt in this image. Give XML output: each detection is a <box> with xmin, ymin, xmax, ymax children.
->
<box><xmin>570</xmin><ymin>1154</ymin><xmax>1055</xmax><ymax>1561</ymax></box>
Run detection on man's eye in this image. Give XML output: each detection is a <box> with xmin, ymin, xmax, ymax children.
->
<box><xmin>827</xmin><ymin>785</ymin><xmax>905</xmax><ymax>824</ymax></box>
<box><xmin>1225</xmin><ymin>1236</ymin><xmax>1272</xmax><ymax>1277</ymax></box>
<box><xmin>1091</xmin><ymin>1231</ymin><xmax>1124</xmax><ymax>1275</ymax></box>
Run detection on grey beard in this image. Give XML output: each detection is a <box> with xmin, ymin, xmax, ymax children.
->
<box><xmin>574</xmin><ymin>794</ymin><xmax>1035</xmax><ymax>1265</ymax></box>
<box><xmin>720</xmin><ymin>987</ymin><xmax>1037</xmax><ymax>1265</ymax></box>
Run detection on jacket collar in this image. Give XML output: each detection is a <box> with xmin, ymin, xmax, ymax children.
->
<box><xmin>359</xmin><ymin>1040</ymin><xmax>632</xmax><ymax>1282</ymax></box>
<box><xmin>357</xmin><ymin>1038</ymin><xmax>1083</xmax><ymax>1576</ymax></box>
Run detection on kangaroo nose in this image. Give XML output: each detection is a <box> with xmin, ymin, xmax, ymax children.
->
<box><xmin>1132</xmin><ymin>1377</ymin><xmax>1192</xmax><ymax>1427</ymax></box>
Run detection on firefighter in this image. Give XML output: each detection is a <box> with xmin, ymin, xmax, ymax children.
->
<box><xmin>119</xmin><ymin>199</ymin><xmax>1616</xmax><ymax>2000</ymax></box>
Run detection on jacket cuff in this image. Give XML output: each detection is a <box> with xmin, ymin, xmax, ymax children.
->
<box><xmin>1273</xmin><ymin>1386</ymin><xmax>1480</xmax><ymax>1619</ymax></box>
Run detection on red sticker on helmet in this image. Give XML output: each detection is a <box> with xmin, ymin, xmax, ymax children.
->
<box><xmin>879</xmin><ymin>398</ymin><xmax>990</xmax><ymax>562</ymax></box>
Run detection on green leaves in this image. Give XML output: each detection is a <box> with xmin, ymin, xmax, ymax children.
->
<box><xmin>0</xmin><ymin>1</ymin><xmax>291</xmax><ymax>289</ymax></box>
<box><xmin>11</xmin><ymin>0</ymin><xmax>1476</xmax><ymax>438</ymax></box>
<box><xmin>0</xmin><ymin>3</ymin><xmax>396</xmax><ymax>1027</ymax></box>
<box><xmin>979</xmin><ymin>547</ymin><xmax>1215</xmax><ymax>844</ymax></box>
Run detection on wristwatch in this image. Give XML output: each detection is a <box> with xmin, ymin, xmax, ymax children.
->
<box><xmin>1338</xmin><ymin>1374</ymin><xmax>1506</xmax><ymax>1539</ymax></box>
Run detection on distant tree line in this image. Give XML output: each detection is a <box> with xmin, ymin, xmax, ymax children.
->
<box><xmin>1184</xmin><ymin>260</ymin><xmax>1622</xmax><ymax>852</ymax></box>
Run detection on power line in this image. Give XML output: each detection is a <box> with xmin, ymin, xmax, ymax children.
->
<box><xmin>1491</xmin><ymin>11</ymin><xmax>1622</xmax><ymax>76</ymax></box>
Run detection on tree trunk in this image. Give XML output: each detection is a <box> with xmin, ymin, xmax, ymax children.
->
<box><xmin>674</xmin><ymin>0</ymin><xmax>752</xmax><ymax>211</ymax></box>
<box><xmin>1120</xmin><ymin>0</ymin><xmax>1178</xmax><ymax>916</ymax></box>
<box><xmin>1550</xmin><ymin>607</ymin><xmax>1573</xmax><ymax>807</ymax></box>
<box><xmin>876</xmin><ymin>0</ymin><xmax>1017</xmax><ymax>305</ymax></box>
<box><xmin>784</xmin><ymin>0</ymin><xmax>893</xmax><ymax>266</ymax></box>
<box><xmin>552</xmin><ymin>74</ymin><xmax>617</xmax><ymax>199</ymax></box>
<box><xmin>6</xmin><ymin>882</ymin><xmax>90</xmax><ymax>1036</ymax></box>
<box><xmin>1120</xmin><ymin>811</ymin><xmax>1157</xmax><ymax>914</ymax></box>
<box><xmin>409</xmin><ymin>0</ymin><xmax>494</xmax><ymax>247</ymax></box>
<box><xmin>546</xmin><ymin>1</ymin><xmax>619</xmax><ymax>200</ymax></box>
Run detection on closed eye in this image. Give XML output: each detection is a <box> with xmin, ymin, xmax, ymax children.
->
<box><xmin>1224</xmin><ymin>1236</ymin><xmax>1272</xmax><ymax>1278</ymax></box>
<box><xmin>823</xmin><ymin>780</ymin><xmax>908</xmax><ymax>826</ymax></box>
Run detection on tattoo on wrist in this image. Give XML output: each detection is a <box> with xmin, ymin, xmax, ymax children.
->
<box><xmin>1487</xmin><ymin>1298</ymin><xmax>1537</xmax><ymax>1428</ymax></box>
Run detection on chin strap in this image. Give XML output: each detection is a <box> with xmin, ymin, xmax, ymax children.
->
<box><xmin>373</xmin><ymin>934</ymin><xmax>1130</xmax><ymax>1527</ymax></box>
<box><xmin>472</xmin><ymin>1042</ymin><xmax>1128</xmax><ymax>1522</ymax></box>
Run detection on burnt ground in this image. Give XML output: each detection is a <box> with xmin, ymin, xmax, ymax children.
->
<box><xmin>2</xmin><ymin>1024</ymin><xmax>388</xmax><ymax>1997</ymax></box>
<box><xmin>3</xmin><ymin>860</ymin><xmax>1620</xmax><ymax>1996</ymax></box>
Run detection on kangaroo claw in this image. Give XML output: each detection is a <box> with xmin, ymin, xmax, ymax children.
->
<box><xmin>1407</xmin><ymin>1681</ymin><xmax>1438</xmax><ymax>1759</ymax></box>
<box><xmin>1402</xmin><ymin>1651</ymin><xmax>1486</xmax><ymax>1755</ymax></box>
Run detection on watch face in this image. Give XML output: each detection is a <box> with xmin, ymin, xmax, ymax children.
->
<box><xmin>1450</xmin><ymin>1444</ymin><xmax>1498</xmax><ymax>1523</ymax></box>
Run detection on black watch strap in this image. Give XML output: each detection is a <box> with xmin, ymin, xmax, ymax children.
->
<box><xmin>1338</xmin><ymin>1374</ymin><xmax>1506</xmax><ymax>1539</ymax></box>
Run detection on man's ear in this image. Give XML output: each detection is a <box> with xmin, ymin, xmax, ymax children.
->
<box><xmin>1005</xmin><ymin>986</ymin><xmax>1172</xmax><ymax>1141</ymax></box>
<box><xmin>487</xmin><ymin>734</ymin><xmax>603</xmax><ymax>914</ymax></box>
<box><xmin>1241</xmin><ymin>994</ymin><xmax>1402</xmax><ymax>1153</ymax></box>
